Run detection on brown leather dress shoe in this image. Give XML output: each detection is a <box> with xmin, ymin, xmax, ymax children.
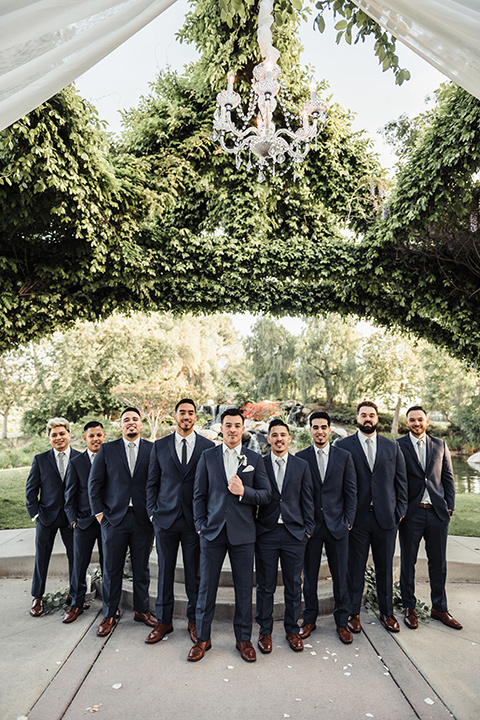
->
<box><xmin>115</xmin><ymin>608</ymin><xmax>121</xmax><ymax>620</ymax></box>
<box><xmin>188</xmin><ymin>622</ymin><xmax>197</xmax><ymax>643</ymax></box>
<box><xmin>336</xmin><ymin>625</ymin><xmax>353</xmax><ymax>644</ymax></box>
<box><xmin>347</xmin><ymin>614</ymin><xmax>361</xmax><ymax>633</ymax></box>
<box><xmin>404</xmin><ymin>608</ymin><xmax>418</xmax><ymax>629</ymax></box>
<box><xmin>236</xmin><ymin>640</ymin><xmax>257</xmax><ymax>662</ymax></box>
<box><xmin>187</xmin><ymin>639</ymin><xmax>211</xmax><ymax>662</ymax></box>
<box><xmin>82</xmin><ymin>601</ymin><xmax>90</xmax><ymax>610</ymax></box>
<box><xmin>62</xmin><ymin>606</ymin><xmax>84</xmax><ymax>624</ymax></box>
<box><xmin>97</xmin><ymin>616</ymin><xmax>116</xmax><ymax>637</ymax></box>
<box><xmin>145</xmin><ymin>621</ymin><xmax>174</xmax><ymax>644</ymax></box>
<box><xmin>30</xmin><ymin>597</ymin><xmax>44</xmax><ymax>617</ymax></box>
<box><xmin>134</xmin><ymin>610</ymin><xmax>157</xmax><ymax>627</ymax></box>
<box><xmin>258</xmin><ymin>633</ymin><xmax>272</xmax><ymax>654</ymax></box>
<box><xmin>299</xmin><ymin>622</ymin><xmax>316</xmax><ymax>639</ymax></box>
<box><xmin>286</xmin><ymin>633</ymin><xmax>303</xmax><ymax>652</ymax></box>
<box><xmin>431</xmin><ymin>609</ymin><xmax>463</xmax><ymax>630</ymax></box>
<box><xmin>380</xmin><ymin>613</ymin><xmax>400</xmax><ymax>632</ymax></box>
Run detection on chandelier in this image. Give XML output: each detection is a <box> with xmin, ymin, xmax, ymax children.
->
<box><xmin>211</xmin><ymin>0</ymin><xmax>327</xmax><ymax>182</ymax></box>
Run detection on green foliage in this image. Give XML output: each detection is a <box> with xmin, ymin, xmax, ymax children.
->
<box><xmin>455</xmin><ymin>397</ymin><xmax>480</xmax><ymax>445</ymax></box>
<box><xmin>0</xmin><ymin>436</ymin><xmax>48</xmax><ymax>469</ymax></box>
<box><xmin>313</xmin><ymin>1</ymin><xmax>411</xmax><ymax>85</ymax></box>
<box><xmin>43</xmin><ymin>587</ymin><xmax>70</xmax><ymax>615</ymax></box>
<box><xmin>364</xmin><ymin>565</ymin><xmax>430</xmax><ymax>619</ymax></box>
<box><xmin>245</xmin><ymin>318</ymin><xmax>298</xmax><ymax>400</ymax></box>
<box><xmin>449</xmin><ymin>494</ymin><xmax>480</xmax><ymax>537</ymax></box>
<box><xmin>0</xmin><ymin>467</ymin><xmax>31</xmax><ymax>529</ymax></box>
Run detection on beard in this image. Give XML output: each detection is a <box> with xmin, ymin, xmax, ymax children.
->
<box><xmin>357</xmin><ymin>422</ymin><xmax>378</xmax><ymax>435</ymax></box>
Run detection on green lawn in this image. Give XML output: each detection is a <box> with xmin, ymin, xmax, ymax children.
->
<box><xmin>0</xmin><ymin>467</ymin><xmax>32</xmax><ymax>529</ymax></box>
<box><xmin>1</xmin><ymin>466</ymin><xmax>480</xmax><ymax>536</ymax></box>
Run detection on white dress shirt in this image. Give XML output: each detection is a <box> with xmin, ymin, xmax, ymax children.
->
<box><xmin>316</xmin><ymin>443</ymin><xmax>330</xmax><ymax>482</ymax></box>
<box><xmin>175</xmin><ymin>431</ymin><xmax>196</xmax><ymax>464</ymax></box>
<box><xmin>271</xmin><ymin>451</ymin><xmax>288</xmax><ymax>523</ymax></box>
<box><xmin>409</xmin><ymin>432</ymin><xmax>431</xmax><ymax>504</ymax></box>
<box><xmin>357</xmin><ymin>430</ymin><xmax>377</xmax><ymax>468</ymax></box>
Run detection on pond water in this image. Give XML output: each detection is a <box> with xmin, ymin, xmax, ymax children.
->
<box><xmin>451</xmin><ymin>455</ymin><xmax>480</xmax><ymax>494</ymax></box>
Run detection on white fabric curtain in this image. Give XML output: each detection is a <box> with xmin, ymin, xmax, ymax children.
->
<box><xmin>352</xmin><ymin>0</ymin><xmax>480</xmax><ymax>100</ymax></box>
<box><xmin>0</xmin><ymin>0</ymin><xmax>176</xmax><ymax>131</ymax></box>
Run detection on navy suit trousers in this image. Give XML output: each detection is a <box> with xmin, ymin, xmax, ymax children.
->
<box><xmin>348</xmin><ymin>511</ymin><xmax>397</xmax><ymax>616</ymax></box>
<box><xmin>196</xmin><ymin>527</ymin><xmax>254</xmax><ymax>642</ymax></box>
<box><xmin>32</xmin><ymin>519</ymin><xmax>73</xmax><ymax>598</ymax></box>
<box><xmin>303</xmin><ymin>525</ymin><xmax>349</xmax><ymax>627</ymax></box>
<box><xmin>153</xmin><ymin>514</ymin><xmax>200</xmax><ymax>624</ymax></box>
<box><xmin>399</xmin><ymin>507</ymin><xmax>449</xmax><ymax>612</ymax></box>
<box><xmin>255</xmin><ymin>524</ymin><xmax>306</xmax><ymax>634</ymax></box>
<box><xmin>101</xmin><ymin>509</ymin><xmax>153</xmax><ymax>617</ymax></box>
<box><xmin>70</xmin><ymin>522</ymin><xmax>103</xmax><ymax>607</ymax></box>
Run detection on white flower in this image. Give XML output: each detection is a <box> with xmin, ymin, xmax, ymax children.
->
<box><xmin>238</xmin><ymin>454</ymin><xmax>247</xmax><ymax>467</ymax></box>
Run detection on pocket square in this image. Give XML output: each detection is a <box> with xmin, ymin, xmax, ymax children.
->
<box><xmin>243</xmin><ymin>464</ymin><xmax>255</xmax><ymax>472</ymax></box>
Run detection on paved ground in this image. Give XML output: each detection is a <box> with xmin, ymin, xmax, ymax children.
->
<box><xmin>1</xmin><ymin>530</ymin><xmax>479</xmax><ymax>720</ymax></box>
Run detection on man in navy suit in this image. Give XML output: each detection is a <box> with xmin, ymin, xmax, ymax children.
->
<box><xmin>89</xmin><ymin>407</ymin><xmax>156</xmax><ymax>636</ymax></box>
<box><xmin>337</xmin><ymin>401</ymin><xmax>408</xmax><ymax>634</ymax></box>
<box><xmin>188</xmin><ymin>408</ymin><xmax>271</xmax><ymax>663</ymax></box>
<box><xmin>26</xmin><ymin>417</ymin><xmax>80</xmax><ymax>617</ymax></box>
<box><xmin>397</xmin><ymin>406</ymin><xmax>462</xmax><ymax>630</ymax></box>
<box><xmin>297</xmin><ymin>411</ymin><xmax>357</xmax><ymax>644</ymax></box>
<box><xmin>255</xmin><ymin>419</ymin><xmax>315</xmax><ymax>654</ymax></box>
<box><xmin>62</xmin><ymin>421</ymin><xmax>106</xmax><ymax>623</ymax></box>
<box><xmin>145</xmin><ymin>399</ymin><xmax>214</xmax><ymax>645</ymax></box>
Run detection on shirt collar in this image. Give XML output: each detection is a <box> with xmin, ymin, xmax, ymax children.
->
<box><xmin>271</xmin><ymin>450</ymin><xmax>289</xmax><ymax>465</ymax></box>
<box><xmin>53</xmin><ymin>447</ymin><xmax>71</xmax><ymax>460</ymax></box>
<box><xmin>176</xmin><ymin>431</ymin><xmax>195</xmax><ymax>446</ymax></box>
<box><xmin>123</xmin><ymin>436</ymin><xmax>140</xmax><ymax>449</ymax></box>
<box><xmin>357</xmin><ymin>430</ymin><xmax>377</xmax><ymax>444</ymax></box>
<box><xmin>409</xmin><ymin>432</ymin><xmax>426</xmax><ymax>445</ymax></box>
<box><xmin>315</xmin><ymin>443</ymin><xmax>330</xmax><ymax>457</ymax></box>
<box><xmin>223</xmin><ymin>442</ymin><xmax>242</xmax><ymax>456</ymax></box>
<box><xmin>87</xmin><ymin>449</ymin><xmax>97</xmax><ymax>463</ymax></box>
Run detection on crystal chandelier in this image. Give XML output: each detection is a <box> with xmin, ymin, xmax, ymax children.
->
<box><xmin>211</xmin><ymin>0</ymin><xmax>327</xmax><ymax>182</ymax></box>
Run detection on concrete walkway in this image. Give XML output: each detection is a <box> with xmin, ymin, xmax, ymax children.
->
<box><xmin>1</xmin><ymin>530</ymin><xmax>479</xmax><ymax>720</ymax></box>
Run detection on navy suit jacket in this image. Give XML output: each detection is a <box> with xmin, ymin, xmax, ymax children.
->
<box><xmin>64</xmin><ymin>451</ymin><xmax>97</xmax><ymax>529</ymax></box>
<box><xmin>88</xmin><ymin>437</ymin><xmax>153</xmax><ymax>527</ymax></box>
<box><xmin>146</xmin><ymin>431</ymin><xmax>215</xmax><ymax>529</ymax></box>
<box><xmin>256</xmin><ymin>453</ymin><xmax>315</xmax><ymax>540</ymax></box>
<box><xmin>296</xmin><ymin>443</ymin><xmax>357</xmax><ymax>540</ymax></box>
<box><xmin>397</xmin><ymin>434</ymin><xmax>455</xmax><ymax>522</ymax></box>
<box><xmin>193</xmin><ymin>444</ymin><xmax>271</xmax><ymax>545</ymax></box>
<box><xmin>26</xmin><ymin>447</ymin><xmax>81</xmax><ymax>526</ymax></box>
<box><xmin>336</xmin><ymin>433</ymin><xmax>408</xmax><ymax>530</ymax></box>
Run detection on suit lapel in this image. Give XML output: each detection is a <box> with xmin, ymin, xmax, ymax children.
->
<box><xmin>307</xmin><ymin>445</ymin><xmax>322</xmax><ymax>488</ymax></box>
<box><xmin>117</xmin><ymin>438</ymin><xmax>131</xmax><ymax>475</ymax></box>
<box><xmin>352</xmin><ymin>433</ymin><xmax>371</xmax><ymax>472</ymax></box>
<box><xmin>186</xmin><ymin>432</ymin><xmax>202</xmax><ymax>473</ymax></box>
<box><xmin>323</xmin><ymin>445</ymin><xmax>335</xmax><ymax>483</ymax></box>
<box><xmin>168</xmin><ymin>433</ymin><xmax>183</xmax><ymax>474</ymax></box>
<box><xmin>215</xmin><ymin>444</ymin><xmax>229</xmax><ymax>485</ymax></box>
<box><xmin>264</xmin><ymin>454</ymin><xmax>279</xmax><ymax>493</ymax></box>
<box><xmin>424</xmin><ymin>435</ymin><xmax>433</xmax><ymax>475</ymax></box>
<box><xmin>48</xmin><ymin>448</ymin><xmax>61</xmax><ymax>478</ymax></box>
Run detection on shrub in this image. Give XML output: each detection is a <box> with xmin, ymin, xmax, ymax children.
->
<box><xmin>240</xmin><ymin>401</ymin><xmax>281</xmax><ymax>421</ymax></box>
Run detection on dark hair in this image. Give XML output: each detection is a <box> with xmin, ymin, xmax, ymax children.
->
<box><xmin>309</xmin><ymin>411</ymin><xmax>331</xmax><ymax>427</ymax></box>
<box><xmin>83</xmin><ymin>421</ymin><xmax>104</xmax><ymax>432</ymax></box>
<box><xmin>406</xmin><ymin>405</ymin><xmax>428</xmax><ymax>417</ymax></box>
<box><xmin>268</xmin><ymin>418</ymin><xmax>290</xmax><ymax>433</ymax></box>
<box><xmin>220</xmin><ymin>407</ymin><xmax>244</xmax><ymax>424</ymax></box>
<box><xmin>356</xmin><ymin>400</ymin><xmax>378</xmax><ymax>414</ymax></box>
<box><xmin>175</xmin><ymin>398</ymin><xmax>197</xmax><ymax>412</ymax></box>
<box><xmin>120</xmin><ymin>407</ymin><xmax>141</xmax><ymax>419</ymax></box>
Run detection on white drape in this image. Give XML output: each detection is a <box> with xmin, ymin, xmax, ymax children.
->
<box><xmin>352</xmin><ymin>0</ymin><xmax>480</xmax><ymax>100</ymax></box>
<box><xmin>0</xmin><ymin>0</ymin><xmax>176</xmax><ymax>131</ymax></box>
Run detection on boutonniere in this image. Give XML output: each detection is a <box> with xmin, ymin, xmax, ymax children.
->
<box><xmin>238</xmin><ymin>454</ymin><xmax>247</xmax><ymax>468</ymax></box>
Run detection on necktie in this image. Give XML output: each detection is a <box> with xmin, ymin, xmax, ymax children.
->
<box><xmin>275</xmin><ymin>457</ymin><xmax>285</xmax><ymax>492</ymax></box>
<box><xmin>417</xmin><ymin>439</ymin><xmax>426</xmax><ymax>471</ymax></box>
<box><xmin>127</xmin><ymin>442</ymin><xmax>136</xmax><ymax>476</ymax></box>
<box><xmin>317</xmin><ymin>449</ymin><xmax>326</xmax><ymax>482</ymax></box>
<box><xmin>366</xmin><ymin>438</ymin><xmax>374</xmax><ymax>471</ymax></box>
<box><xmin>58</xmin><ymin>452</ymin><xmax>66</xmax><ymax>480</ymax></box>
<box><xmin>181</xmin><ymin>438</ymin><xmax>188</xmax><ymax>466</ymax></box>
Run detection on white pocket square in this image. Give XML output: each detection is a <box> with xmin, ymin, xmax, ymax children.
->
<box><xmin>243</xmin><ymin>464</ymin><xmax>255</xmax><ymax>472</ymax></box>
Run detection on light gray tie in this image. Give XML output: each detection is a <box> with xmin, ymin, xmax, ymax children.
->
<box><xmin>275</xmin><ymin>457</ymin><xmax>286</xmax><ymax>492</ymax></box>
<box><xmin>416</xmin><ymin>439</ymin><xmax>426</xmax><ymax>471</ymax></box>
<box><xmin>317</xmin><ymin>449</ymin><xmax>326</xmax><ymax>482</ymax></box>
<box><xmin>57</xmin><ymin>452</ymin><xmax>66</xmax><ymax>480</ymax></box>
<box><xmin>127</xmin><ymin>442</ymin><xmax>136</xmax><ymax>476</ymax></box>
<box><xmin>366</xmin><ymin>438</ymin><xmax>374</xmax><ymax>471</ymax></box>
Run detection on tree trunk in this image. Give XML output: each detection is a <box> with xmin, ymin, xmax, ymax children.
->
<box><xmin>391</xmin><ymin>384</ymin><xmax>404</xmax><ymax>436</ymax></box>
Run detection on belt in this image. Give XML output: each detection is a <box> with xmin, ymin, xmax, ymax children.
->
<box><xmin>419</xmin><ymin>503</ymin><xmax>433</xmax><ymax>509</ymax></box>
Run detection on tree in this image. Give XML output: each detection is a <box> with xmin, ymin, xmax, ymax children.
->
<box><xmin>244</xmin><ymin>317</ymin><xmax>298</xmax><ymax>400</ymax></box>
<box><xmin>0</xmin><ymin>348</ymin><xmax>36</xmax><ymax>438</ymax></box>
<box><xmin>298</xmin><ymin>314</ymin><xmax>362</xmax><ymax>409</ymax></box>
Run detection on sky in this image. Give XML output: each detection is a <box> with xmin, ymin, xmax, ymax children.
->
<box><xmin>75</xmin><ymin>0</ymin><xmax>447</xmax><ymax>336</ymax></box>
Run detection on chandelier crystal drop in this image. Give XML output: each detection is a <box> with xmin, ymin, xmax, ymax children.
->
<box><xmin>211</xmin><ymin>0</ymin><xmax>327</xmax><ymax>182</ymax></box>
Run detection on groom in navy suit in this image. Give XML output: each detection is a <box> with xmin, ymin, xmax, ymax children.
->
<box><xmin>255</xmin><ymin>419</ymin><xmax>315</xmax><ymax>654</ymax></box>
<box><xmin>188</xmin><ymin>408</ymin><xmax>271</xmax><ymax>663</ymax></box>
<box><xmin>63</xmin><ymin>421</ymin><xmax>106</xmax><ymax>623</ymax></box>
<box><xmin>145</xmin><ymin>399</ymin><xmax>214</xmax><ymax>645</ymax></box>
<box><xmin>89</xmin><ymin>407</ymin><xmax>156</xmax><ymax>636</ymax></box>
<box><xmin>296</xmin><ymin>412</ymin><xmax>357</xmax><ymax>644</ymax></box>
<box><xmin>26</xmin><ymin>417</ymin><xmax>80</xmax><ymax>617</ymax></box>
<box><xmin>337</xmin><ymin>401</ymin><xmax>408</xmax><ymax>634</ymax></box>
